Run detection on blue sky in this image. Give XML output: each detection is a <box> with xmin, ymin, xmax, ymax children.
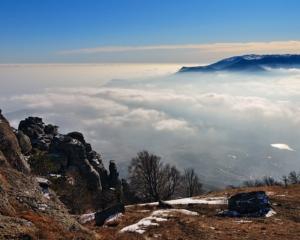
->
<box><xmin>1</xmin><ymin>0</ymin><xmax>300</xmax><ymax>63</ymax></box>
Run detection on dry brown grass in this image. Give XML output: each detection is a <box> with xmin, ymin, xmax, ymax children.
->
<box><xmin>86</xmin><ymin>185</ymin><xmax>300</xmax><ymax>240</ymax></box>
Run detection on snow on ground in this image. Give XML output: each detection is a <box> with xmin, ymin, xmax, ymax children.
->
<box><xmin>105</xmin><ymin>213</ymin><xmax>123</xmax><ymax>225</ymax></box>
<box><xmin>49</xmin><ymin>174</ymin><xmax>62</xmax><ymax>178</ymax></box>
<box><xmin>129</xmin><ymin>196</ymin><xmax>227</xmax><ymax>207</ymax></box>
<box><xmin>79</xmin><ymin>212</ymin><xmax>95</xmax><ymax>224</ymax></box>
<box><xmin>266</xmin><ymin>209</ymin><xmax>277</xmax><ymax>218</ymax></box>
<box><xmin>235</xmin><ymin>220</ymin><xmax>253</xmax><ymax>223</ymax></box>
<box><xmin>36</xmin><ymin>177</ymin><xmax>50</xmax><ymax>185</ymax></box>
<box><xmin>120</xmin><ymin>209</ymin><xmax>198</xmax><ymax>234</ymax></box>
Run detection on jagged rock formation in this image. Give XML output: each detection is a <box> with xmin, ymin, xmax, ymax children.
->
<box><xmin>16</xmin><ymin>116</ymin><xmax>122</xmax><ymax>213</ymax></box>
<box><xmin>0</xmin><ymin>110</ymin><xmax>97</xmax><ymax>239</ymax></box>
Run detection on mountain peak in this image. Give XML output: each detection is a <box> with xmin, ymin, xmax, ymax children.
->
<box><xmin>179</xmin><ymin>54</ymin><xmax>300</xmax><ymax>73</ymax></box>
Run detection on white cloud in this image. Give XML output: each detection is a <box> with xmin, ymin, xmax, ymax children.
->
<box><xmin>58</xmin><ymin>41</ymin><xmax>300</xmax><ymax>55</ymax></box>
<box><xmin>271</xmin><ymin>144</ymin><xmax>295</xmax><ymax>151</ymax></box>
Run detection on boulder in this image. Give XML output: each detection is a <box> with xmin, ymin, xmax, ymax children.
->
<box><xmin>221</xmin><ymin>191</ymin><xmax>271</xmax><ymax>217</ymax></box>
<box><xmin>158</xmin><ymin>200</ymin><xmax>173</xmax><ymax>209</ymax></box>
<box><xmin>95</xmin><ymin>203</ymin><xmax>125</xmax><ymax>226</ymax></box>
<box><xmin>18</xmin><ymin>117</ymin><xmax>55</xmax><ymax>151</ymax></box>
<box><xmin>67</xmin><ymin>132</ymin><xmax>86</xmax><ymax>144</ymax></box>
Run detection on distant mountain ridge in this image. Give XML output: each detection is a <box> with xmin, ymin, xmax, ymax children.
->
<box><xmin>179</xmin><ymin>54</ymin><xmax>300</xmax><ymax>73</ymax></box>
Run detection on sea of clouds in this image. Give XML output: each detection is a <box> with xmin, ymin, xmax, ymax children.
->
<box><xmin>1</xmin><ymin>64</ymin><xmax>300</xmax><ymax>188</ymax></box>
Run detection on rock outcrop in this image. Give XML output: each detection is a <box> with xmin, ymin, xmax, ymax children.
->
<box><xmin>0</xmin><ymin>110</ymin><xmax>30</xmax><ymax>173</ymax></box>
<box><xmin>18</xmin><ymin>116</ymin><xmax>112</xmax><ymax>192</ymax></box>
<box><xmin>0</xmin><ymin>111</ymin><xmax>97</xmax><ymax>239</ymax></box>
<box><xmin>16</xmin><ymin>116</ymin><xmax>122</xmax><ymax>213</ymax></box>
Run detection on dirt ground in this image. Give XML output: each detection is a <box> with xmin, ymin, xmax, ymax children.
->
<box><xmin>85</xmin><ymin>185</ymin><xmax>300</xmax><ymax>240</ymax></box>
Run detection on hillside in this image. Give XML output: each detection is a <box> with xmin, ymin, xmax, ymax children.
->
<box><xmin>85</xmin><ymin>184</ymin><xmax>300</xmax><ymax>240</ymax></box>
<box><xmin>179</xmin><ymin>54</ymin><xmax>300</xmax><ymax>73</ymax></box>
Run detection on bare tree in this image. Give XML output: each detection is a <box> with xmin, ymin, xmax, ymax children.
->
<box><xmin>288</xmin><ymin>171</ymin><xmax>300</xmax><ymax>184</ymax></box>
<box><xmin>182</xmin><ymin>168</ymin><xmax>203</xmax><ymax>197</ymax></box>
<box><xmin>128</xmin><ymin>151</ymin><xmax>181</xmax><ymax>201</ymax></box>
<box><xmin>262</xmin><ymin>176</ymin><xmax>280</xmax><ymax>186</ymax></box>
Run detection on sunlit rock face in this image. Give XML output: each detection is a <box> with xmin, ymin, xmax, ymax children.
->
<box><xmin>0</xmin><ymin>110</ymin><xmax>30</xmax><ymax>172</ymax></box>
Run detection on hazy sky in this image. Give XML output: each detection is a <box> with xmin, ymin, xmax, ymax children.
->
<box><xmin>1</xmin><ymin>0</ymin><xmax>300</xmax><ymax>63</ymax></box>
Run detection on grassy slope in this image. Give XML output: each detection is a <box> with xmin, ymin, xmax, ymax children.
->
<box><xmin>87</xmin><ymin>184</ymin><xmax>300</xmax><ymax>240</ymax></box>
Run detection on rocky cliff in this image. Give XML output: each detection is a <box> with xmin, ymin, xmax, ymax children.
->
<box><xmin>0</xmin><ymin>110</ymin><xmax>98</xmax><ymax>239</ymax></box>
<box><xmin>16</xmin><ymin>116</ymin><xmax>123</xmax><ymax>213</ymax></box>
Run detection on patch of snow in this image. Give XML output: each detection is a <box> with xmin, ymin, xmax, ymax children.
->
<box><xmin>43</xmin><ymin>193</ymin><xmax>50</xmax><ymax>199</ymax></box>
<box><xmin>271</xmin><ymin>143</ymin><xmax>294</xmax><ymax>151</ymax></box>
<box><xmin>70</xmin><ymin>138</ymin><xmax>80</xmax><ymax>145</ymax></box>
<box><xmin>120</xmin><ymin>209</ymin><xmax>198</xmax><ymax>234</ymax></box>
<box><xmin>36</xmin><ymin>177</ymin><xmax>50</xmax><ymax>185</ymax></box>
<box><xmin>105</xmin><ymin>213</ymin><xmax>123</xmax><ymax>225</ymax></box>
<box><xmin>38</xmin><ymin>203</ymin><xmax>48</xmax><ymax>211</ymax></box>
<box><xmin>133</xmin><ymin>196</ymin><xmax>227</xmax><ymax>207</ymax></box>
<box><xmin>138</xmin><ymin>210</ymin><xmax>150</xmax><ymax>213</ymax></box>
<box><xmin>266</xmin><ymin>209</ymin><xmax>277</xmax><ymax>218</ymax></box>
<box><xmin>235</xmin><ymin>220</ymin><xmax>253</xmax><ymax>223</ymax></box>
<box><xmin>79</xmin><ymin>212</ymin><xmax>95</xmax><ymax>224</ymax></box>
<box><xmin>120</xmin><ymin>217</ymin><xmax>160</xmax><ymax>234</ymax></box>
<box><xmin>49</xmin><ymin>174</ymin><xmax>62</xmax><ymax>178</ymax></box>
<box><xmin>91</xmin><ymin>159</ymin><xmax>100</xmax><ymax>165</ymax></box>
<box><xmin>166</xmin><ymin>197</ymin><xmax>227</xmax><ymax>205</ymax></box>
<box><xmin>243</xmin><ymin>55</ymin><xmax>263</xmax><ymax>60</ymax></box>
<box><xmin>266</xmin><ymin>191</ymin><xmax>275</xmax><ymax>196</ymax></box>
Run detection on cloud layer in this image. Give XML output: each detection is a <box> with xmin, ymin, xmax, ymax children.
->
<box><xmin>1</xmin><ymin>65</ymin><xmax>300</xmax><ymax>187</ymax></box>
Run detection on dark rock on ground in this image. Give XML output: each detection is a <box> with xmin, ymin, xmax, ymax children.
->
<box><xmin>95</xmin><ymin>203</ymin><xmax>125</xmax><ymax>226</ymax></box>
<box><xmin>220</xmin><ymin>191</ymin><xmax>271</xmax><ymax>217</ymax></box>
<box><xmin>158</xmin><ymin>200</ymin><xmax>173</xmax><ymax>209</ymax></box>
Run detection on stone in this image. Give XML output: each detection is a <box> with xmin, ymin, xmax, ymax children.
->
<box><xmin>67</xmin><ymin>132</ymin><xmax>86</xmax><ymax>144</ymax></box>
<box><xmin>158</xmin><ymin>200</ymin><xmax>173</xmax><ymax>209</ymax></box>
<box><xmin>95</xmin><ymin>203</ymin><xmax>125</xmax><ymax>226</ymax></box>
<box><xmin>220</xmin><ymin>191</ymin><xmax>271</xmax><ymax>217</ymax></box>
<box><xmin>108</xmin><ymin>160</ymin><xmax>119</xmax><ymax>188</ymax></box>
<box><xmin>16</xmin><ymin>131</ymin><xmax>32</xmax><ymax>155</ymax></box>
<box><xmin>44</xmin><ymin>124</ymin><xmax>58</xmax><ymax>136</ymax></box>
